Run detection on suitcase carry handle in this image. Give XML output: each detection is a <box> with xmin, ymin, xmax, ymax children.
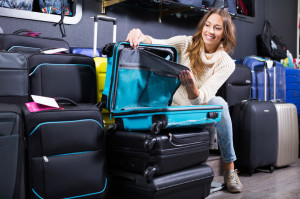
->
<box><xmin>55</xmin><ymin>97</ymin><xmax>79</xmax><ymax>106</ymax></box>
<box><xmin>93</xmin><ymin>15</ymin><xmax>117</xmax><ymax>57</ymax></box>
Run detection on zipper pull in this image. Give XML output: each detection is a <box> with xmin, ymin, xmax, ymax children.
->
<box><xmin>43</xmin><ymin>156</ymin><xmax>49</xmax><ymax>162</ymax></box>
<box><xmin>169</xmin><ymin>133</ymin><xmax>172</xmax><ymax>141</ymax></box>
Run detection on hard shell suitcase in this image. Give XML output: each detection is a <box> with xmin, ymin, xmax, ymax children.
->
<box><xmin>0</xmin><ymin>104</ymin><xmax>25</xmax><ymax>199</ymax></box>
<box><xmin>22</xmin><ymin>99</ymin><xmax>107</xmax><ymax>199</ymax></box>
<box><xmin>231</xmin><ymin>66</ymin><xmax>278</xmax><ymax>177</ymax></box>
<box><xmin>0</xmin><ymin>32</ymin><xmax>70</xmax><ymax>53</ymax></box>
<box><xmin>216</xmin><ymin>63</ymin><xmax>252</xmax><ymax>107</ymax></box>
<box><xmin>100</xmin><ymin>42</ymin><xmax>222</xmax><ymax>133</ymax></box>
<box><xmin>242</xmin><ymin>56</ymin><xmax>286</xmax><ymax>102</ymax></box>
<box><xmin>108</xmin><ymin>163</ymin><xmax>214</xmax><ymax>199</ymax></box>
<box><xmin>28</xmin><ymin>53</ymin><xmax>97</xmax><ymax>104</ymax></box>
<box><xmin>232</xmin><ymin>99</ymin><xmax>278</xmax><ymax>175</ymax></box>
<box><xmin>269</xmin><ymin>62</ymin><xmax>299</xmax><ymax>167</ymax></box>
<box><xmin>0</xmin><ymin>51</ymin><xmax>29</xmax><ymax>104</ymax></box>
<box><xmin>70</xmin><ymin>47</ymin><xmax>102</xmax><ymax>57</ymax></box>
<box><xmin>108</xmin><ymin>128</ymin><xmax>210</xmax><ymax>180</ymax></box>
<box><xmin>285</xmin><ymin>67</ymin><xmax>300</xmax><ymax>156</ymax></box>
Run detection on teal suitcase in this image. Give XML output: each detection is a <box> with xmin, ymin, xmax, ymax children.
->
<box><xmin>100</xmin><ymin>42</ymin><xmax>222</xmax><ymax>134</ymax></box>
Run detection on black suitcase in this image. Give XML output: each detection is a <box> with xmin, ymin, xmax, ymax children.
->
<box><xmin>231</xmin><ymin>99</ymin><xmax>278</xmax><ymax>175</ymax></box>
<box><xmin>28</xmin><ymin>53</ymin><xmax>97</xmax><ymax>104</ymax></box>
<box><xmin>0</xmin><ymin>51</ymin><xmax>29</xmax><ymax>104</ymax></box>
<box><xmin>0</xmin><ymin>33</ymin><xmax>70</xmax><ymax>53</ymax></box>
<box><xmin>108</xmin><ymin>163</ymin><xmax>214</xmax><ymax>199</ymax></box>
<box><xmin>216</xmin><ymin>63</ymin><xmax>252</xmax><ymax>107</ymax></box>
<box><xmin>108</xmin><ymin>128</ymin><xmax>210</xmax><ymax>180</ymax></box>
<box><xmin>0</xmin><ymin>104</ymin><xmax>25</xmax><ymax>199</ymax></box>
<box><xmin>22</xmin><ymin>99</ymin><xmax>107</xmax><ymax>199</ymax></box>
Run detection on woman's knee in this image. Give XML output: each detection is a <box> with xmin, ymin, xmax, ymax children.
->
<box><xmin>207</xmin><ymin>96</ymin><xmax>229</xmax><ymax>109</ymax></box>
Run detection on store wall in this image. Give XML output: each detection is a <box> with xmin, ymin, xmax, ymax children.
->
<box><xmin>0</xmin><ymin>0</ymin><xmax>297</xmax><ymax>60</ymax></box>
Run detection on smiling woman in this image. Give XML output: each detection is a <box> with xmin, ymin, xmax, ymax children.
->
<box><xmin>125</xmin><ymin>8</ymin><xmax>242</xmax><ymax>193</ymax></box>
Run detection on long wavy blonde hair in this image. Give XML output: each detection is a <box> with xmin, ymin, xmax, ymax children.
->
<box><xmin>187</xmin><ymin>9</ymin><xmax>236</xmax><ymax>77</ymax></box>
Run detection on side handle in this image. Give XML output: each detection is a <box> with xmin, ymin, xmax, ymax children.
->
<box><xmin>55</xmin><ymin>97</ymin><xmax>79</xmax><ymax>106</ymax></box>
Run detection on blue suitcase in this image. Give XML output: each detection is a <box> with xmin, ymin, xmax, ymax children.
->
<box><xmin>241</xmin><ymin>56</ymin><xmax>286</xmax><ymax>102</ymax></box>
<box><xmin>285</xmin><ymin>67</ymin><xmax>300</xmax><ymax>153</ymax></box>
<box><xmin>100</xmin><ymin>42</ymin><xmax>222</xmax><ymax>133</ymax></box>
<box><xmin>70</xmin><ymin>47</ymin><xmax>102</xmax><ymax>57</ymax></box>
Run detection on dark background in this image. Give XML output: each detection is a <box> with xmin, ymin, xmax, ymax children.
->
<box><xmin>0</xmin><ymin>0</ymin><xmax>297</xmax><ymax>60</ymax></box>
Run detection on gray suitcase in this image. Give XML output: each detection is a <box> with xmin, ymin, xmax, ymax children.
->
<box><xmin>269</xmin><ymin>61</ymin><xmax>299</xmax><ymax>167</ymax></box>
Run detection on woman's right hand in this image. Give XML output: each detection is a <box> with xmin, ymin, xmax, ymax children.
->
<box><xmin>126</xmin><ymin>28</ymin><xmax>149</xmax><ymax>49</ymax></box>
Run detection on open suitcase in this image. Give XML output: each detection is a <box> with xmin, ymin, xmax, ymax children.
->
<box><xmin>108</xmin><ymin>128</ymin><xmax>210</xmax><ymax>180</ymax></box>
<box><xmin>107</xmin><ymin>163</ymin><xmax>214</xmax><ymax>199</ymax></box>
<box><xmin>100</xmin><ymin>42</ymin><xmax>223</xmax><ymax>133</ymax></box>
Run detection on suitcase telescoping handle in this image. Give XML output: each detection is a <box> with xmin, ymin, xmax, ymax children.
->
<box><xmin>272</xmin><ymin>61</ymin><xmax>277</xmax><ymax>101</ymax></box>
<box><xmin>93</xmin><ymin>15</ymin><xmax>117</xmax><ymax>57</ymax></box>
<box><xmin>264</xmin><ymin>61</ymin><xmax>268</xmax><ymax>101</ymax></box>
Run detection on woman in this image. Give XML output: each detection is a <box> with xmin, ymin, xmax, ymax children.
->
<box><xmin>126</xmin><ymin>8</ymin><xmax>243</xmax><ymax>193</ymax></box>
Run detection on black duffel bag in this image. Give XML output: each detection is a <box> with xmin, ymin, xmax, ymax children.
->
<box><xmin>256</xmin><ymin>20</ymin><xmax>287</xmax><ymax>61</ymax></box>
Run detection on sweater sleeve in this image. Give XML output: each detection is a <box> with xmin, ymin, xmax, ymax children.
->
<box><xmin>150</xmin><ymin>35</ymin><xmax>192</xmax><ymax>55</ymax></box>
<box><xmin>190</xmin><ymin>56</ymin><xmax>235</xmax><ymax>105</ymax></box>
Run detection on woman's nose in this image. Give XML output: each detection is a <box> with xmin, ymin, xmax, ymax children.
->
<box><xmin>209</xmin><ymin>27</ymin><xmax>214</xmax><ymax>33</ymax></box>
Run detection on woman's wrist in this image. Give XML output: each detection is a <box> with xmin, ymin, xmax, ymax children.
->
<box><xmin>186</xmin><ymin>85</ymin><xmax>200</xmax><ymax>99</ymax></box>
<box><xmin>142</xmin><ymin>35</ymin><xmax>152</xmax><ymax>44</ymax></box>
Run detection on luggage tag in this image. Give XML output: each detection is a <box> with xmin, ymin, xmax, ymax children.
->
<box><xmin>25</xmin><ymin>95</ymin><xmax>61</xmax><ymax>112</ymax></box>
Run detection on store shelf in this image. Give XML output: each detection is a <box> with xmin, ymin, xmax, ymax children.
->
<box><xmin>101</xmin><ymin>0</ymin><xmax>244</xmax><ymax>22</ymax></box>
<box><xmin>0</xmin><ymin>0</ymin><xmax>82</xmax><ymax>25</ymax></box>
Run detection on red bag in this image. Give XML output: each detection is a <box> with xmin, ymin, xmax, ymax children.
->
<box><xmin>236</xmin><ymin>0</ymin><xmax>248</xmax><ymax>16</ymax></box>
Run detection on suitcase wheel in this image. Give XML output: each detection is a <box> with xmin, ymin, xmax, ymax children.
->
<box><xmin>269</xmin><ymin>165</ymin><xmax>274</xmax><ymax>173</ymax></box>
<box><xmin>106</xmin><ymin>123</ymin><xmax>118</xmax><ymax>133</ymax></box>
<box><xmin>248</xmin><ymin>169</ymin><xmax>254</xmax><ymax>176</ymax></box>
<box><xmin>144</xmin><ymin>166</ymin><xmax>157</xmax><ymax>181</ymax></box>
<box><xmin>151</xmin><ymin>121</ymin><xmax>163</xmax><ymax>134</ymax></box>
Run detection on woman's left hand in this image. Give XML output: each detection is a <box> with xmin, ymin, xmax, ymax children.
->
<box><xmin>179</xmin><ymin>70</ymin><xmax>200</xmax><ymax>99</ymax></box>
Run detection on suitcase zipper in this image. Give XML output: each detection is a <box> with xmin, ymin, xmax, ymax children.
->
<box><xmin>42</xmin><ymin>150</ymin><xmax>95</xmax><ymax>163</ymax></box>
<box><xmin>29</xmin><ymin>63</ymin><xmax>95</xmax><ymax>77</ymax></box>
<box><xmin>168</xmin><ymin>133</ymin><xmax>208</xmax><ymax>146</ymax></box>
<box><xmin>43</xmin><ymin>156</ymin><xmax>49</xmax><ymax>162</ymax></box>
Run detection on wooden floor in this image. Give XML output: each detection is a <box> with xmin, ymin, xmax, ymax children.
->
<box><xmin>207</xmin><ymin>158</ymin><xmax>300</xmax><ymax>199</ymax></box>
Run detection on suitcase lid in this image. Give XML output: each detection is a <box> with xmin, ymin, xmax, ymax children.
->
<box><xmin>102</xmin><ymin>42</ymin><xmax>190</xmax><ymax>112</ymax></box>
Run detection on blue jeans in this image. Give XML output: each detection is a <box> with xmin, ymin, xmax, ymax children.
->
<box><xmin>206</xmin><ymin>96</ymin><xmax>236</xmax><ymax>163</ymax></box>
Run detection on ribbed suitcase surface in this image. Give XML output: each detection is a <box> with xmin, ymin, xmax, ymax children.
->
<box><xmin>232</xmin><ymin>100</ymin><xmax>278</xmax><ymax>175</ymax></box>
<box><xmin>108</xmin><ymin>128</ymin><xmax>210</xmax><ymax>179</ymax></box>
<box><xmin>108</xmin><ymin>163</ymin><xmax>214</xmax><ymax>199</ymax></box>
<box><xmin>274</xmin><ymin>103</ymin><xmax>299</xmax><ymax>167</ymax></box>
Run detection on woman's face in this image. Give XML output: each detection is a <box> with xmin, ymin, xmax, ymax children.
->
<box><xmin>201</xmin><ymin>13</ymin><xmax>224</xmax><ymax>53</ymax></box>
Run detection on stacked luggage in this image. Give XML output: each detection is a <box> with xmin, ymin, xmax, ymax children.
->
<box><xmin>102</xmin><ymin>41</ymin><xmax>217</xmax><ymax>199</ymax></box>
<box><xmin>229</xmin><ymin>57</ymin><xmax>299</xmax><ymax>176</ymax></box>
<box><xmin>0</xmin><ymin>31</ymin><xmax>108</xmax><ymax>199</ymax></box>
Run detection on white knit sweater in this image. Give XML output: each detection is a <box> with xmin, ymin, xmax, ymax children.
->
<box><xmin>150</xmin><ymin>35</ymin><xmax>235</xmax><ymax>106</ymax></box>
